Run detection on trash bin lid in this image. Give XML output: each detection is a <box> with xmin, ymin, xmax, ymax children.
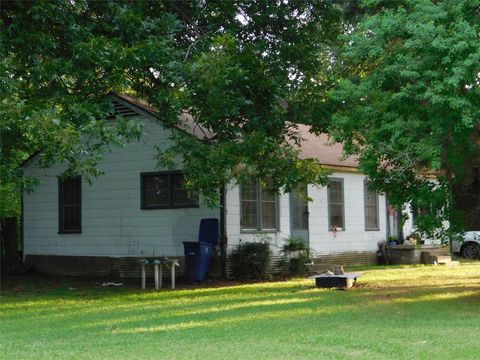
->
<box><xmin>199</xmin><ymin>218</ymin><xmax>219</xmax><ymax>246</ymax></box>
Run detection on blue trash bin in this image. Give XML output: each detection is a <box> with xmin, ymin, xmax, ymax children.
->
<box><xmin>183</xmin><ymin>219</ymin><xmax>219</xmax><ymax>282</ymax></box>
<box><xmin>183</xmin><ymin>241</ymin><xmax>214</xmax><ymax>281</ymax></box>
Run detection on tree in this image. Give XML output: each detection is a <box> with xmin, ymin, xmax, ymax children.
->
<box><xmin>1</xmin><ymin>0</ymin><xmax>150</xmax><ymax>215</ymax></box>
<box><xmin>1</xmin><ymin>0</ymin><xmax>343</xmax><ymax>214</ymax></box>
<box><xmin>325</xmin><ymin>0</ymin><xmax>480</xmax><ymax>239</ymax></box>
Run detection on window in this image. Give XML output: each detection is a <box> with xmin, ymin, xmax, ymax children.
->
<box><xmin>240</xmin><ymin>178</ymin><xmax>278</xmax><ymax>231</ymax></box>
<box><xmin>141</xmin><ymin>172</ymin><xmax>198</xmax><ymax>209</ymax></box>
<box><xmin>59</xmin><ymin>176</ymin><xmax>82</xmax><ymax>233</ymax></box>
<box><xmin>291</xmin><ymin>186</ymin><xmax>309</xmax><ymax>230</ymax></box>
<box><xmin>364</xmin><ymin>182</ymin><xmax>379</xmax><ymax>230</ymax></box>
<box><xmin>328</xmin><ymin>178</ymin><xmax>345</xmax><ymax>230</ymax></box>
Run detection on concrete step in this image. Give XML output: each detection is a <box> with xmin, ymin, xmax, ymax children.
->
<box><xmin>421</xmin><ymin>252</ymin><xmax>455</xmax><ymax>265</ymax></box>
<box><xmin>432</xmin><ymin>255</ymin><xmax>453</xmax><ymax>264</ymax></box>
<box><xmin>420</xmin><ymin>246</ymin><xmax>450</xmax><ymax>257</ymax></box>
<box><xmin>439</xmin><ymin>260</ymin><xmax>460</xmax><ymax>266</ymax></box>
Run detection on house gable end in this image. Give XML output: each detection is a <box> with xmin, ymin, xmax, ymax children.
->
<box><xmin>21</xmin><ymin>94</ymin><xmax>165</xmax><ymax>170</ymax></box>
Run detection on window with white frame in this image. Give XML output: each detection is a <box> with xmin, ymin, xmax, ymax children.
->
<box><xmin>364</xmin><ymin>181</ymin><xmax>379</xmax><ymax>230</ymax></box>
<box><xmin>328</xmin><ymin>178</ymin><xmax>345</xmax><ymax>231</ymax></box>
<box><xmin>240</xmin><ymin>178</ymin><xmax>278</xmax><ymax>231</ymax></box>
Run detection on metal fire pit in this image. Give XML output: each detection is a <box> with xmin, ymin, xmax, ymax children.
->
<box><xmin>309</xmin><ymin>273</ymin><xmax>362</xmax><ymax>290</ymax></box>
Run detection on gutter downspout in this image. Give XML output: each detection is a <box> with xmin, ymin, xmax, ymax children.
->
<box><xmin>220</xmin><ymin>184</ymin><xmax>227</xmax><ymax>278</ymax></box>
<box><xmin>385</xmin><ymin>195</ymin><xmax>390</xmax><ymax>241</ymax></box>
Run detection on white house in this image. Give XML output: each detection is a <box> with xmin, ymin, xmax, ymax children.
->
<box><xmin>22</xmin><ymin>94</ymin><xmax>406</xmax><ymax>277</ymax></box>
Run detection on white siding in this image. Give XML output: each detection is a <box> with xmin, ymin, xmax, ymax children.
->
<box><xmin>225</xmin><ymin>171</ymin><xmax>387</xmax><ymax>255</ymax></box>
<box><xmin>225</xmin><ymin>184</ymin><xmax>290</xmax><ymax>254</ymax></box>
<box><xmin>23</xmin><ymin>112</ymin><xmax>219</xmax><ymax>258</ymax></box>
<box><xmin>307</xmin><ymin>172</ymin><xmax>387</xmax><ymax>255</ymax></box>
<box><xmin>24</xmin><ymin>100</ymin><xmax>390</xmax><ymax>259</ymax></box>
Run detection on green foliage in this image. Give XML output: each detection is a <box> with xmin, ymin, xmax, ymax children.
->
<box><xmin>281</xmin><ymin>237</ymin><xmax>311</xmax><ymax>276</ymax></box>
<box><xmin>1</xmin><ymin>0</ymin><xmax>150</xmax><ymax>216</ymax></box>
<box><xmin>326</xmin><ymin>0</ymin><xmax>480</xmax><ymax>241</ymax></box>
<box><xmin>286</xmin><ymin>256</ymin><xmax>311</xmax><ymax>276</ymax></box>
<box><xmin>230</xmin><ymin>241</ymin><xmax>272</xmax><ymax>279</ymax></box>
<box><xmin>282</xmin><ymin>237</ymin><xmax>310</xmax><ymax>253</ymax></box>
<box><xmin>1</xmin><ymin>0</ymin><xmax>342</xmax><ymax>215</ymax></box>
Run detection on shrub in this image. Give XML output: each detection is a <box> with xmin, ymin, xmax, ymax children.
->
<box><xmin>231</xmin><ymin>241</ymin><xmax>271</xmax><ymax>279</ymax></box>
<box><xmin>281</xmin><ymin>237</ymin><xmax>311</xmax><ymax>276</ymax></box>
<box><xmin>282</xmin><ymin>237</ymin><xmax>309</xmax><ymax>253</ymax></box>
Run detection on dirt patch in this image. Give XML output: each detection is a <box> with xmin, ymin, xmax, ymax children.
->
<box><xmin>1</xmin><ymin>272</ymin><xmax>282</xmax><ymax>295</ymax></box>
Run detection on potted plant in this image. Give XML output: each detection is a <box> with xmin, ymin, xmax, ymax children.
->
<box><xmin>388</xmin><ymin>235</ymin><xmax>398</xmax><ymax>246</ymax></box>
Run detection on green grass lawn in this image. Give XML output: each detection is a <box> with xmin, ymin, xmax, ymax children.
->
<box><xmin>1</xmin><ymin>263</ymin><xmax>479</xmax><ymax>360</ymax></box>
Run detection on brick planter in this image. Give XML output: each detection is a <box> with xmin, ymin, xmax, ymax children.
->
<box><xmin>385</xmin><ymin>244</ymin><xmax>448</xmax><ymax>265</ymax></box>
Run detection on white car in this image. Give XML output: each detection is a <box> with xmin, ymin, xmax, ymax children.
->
<box><xmin>452</xmin><ymin>231</ymin><xmax>480</xmax><ymax>259</ymax></box>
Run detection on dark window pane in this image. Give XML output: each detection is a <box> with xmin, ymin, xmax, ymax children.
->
<box><xmin>241</xmin><ymin>177</ymin><xmax>259</xmax><ymax>230</ymax></box>
<box><xmin>292</xmin><ymin>187</ymin><xmax>308</xmax><ymax>230</ymax></box>
<box><xmin>171</xmin><ymin>174</ymin><xmax>198</xmax><ymax>206</ymax></box>
<box><xmin>241</xmin><ymin>178</ymin><xmax>258</xmax><ymax>229</ymax></box>
<box><xmin>59</xmin><ymin>176</ymin><xmax>81</xmax><ymax>233</ymax></box>
<box><xmin>141</xmin><ymin>172</ymin><xmax>198</xmax><ymax>209</ymax></box>
<box><xmin>241</xmin><ymin>177</ymin><xmax>279</xmax><ymax>231</ymax></box>
<box><xmin>242</xmin><ymin>178</ymin><xmax>257</xmax><ymax>201</ymax></box>
<box><xmin>330</xmin><ymin>191</ymin><xmax>341</xmax><ymax>204</ymax></box>
<box><xmin>62</xmin><ymin>178</ymin><xmax>79</xmax><ymax>205</ymax></box>
<box><xmin>143</xmin><ymin>175</ymin><xmax>169</xmax><ymax>207</ymax></box>
<box><xmin>364</xmin><ymin>184</ymin><xmax>379</xmax><ymax>230</ymax></box>
<box><xmin>261</xmin><ymin>179</ymin><xmax>276</xmax><ymax>202</ymax></box>
<box><xmin>241</xmin><ymin>200</ymin><xmax>258</xmax><ymax>229</ymax></box>
<box><xmin>144</xmin><ymin>189</ymin><xmax>169</xmax><ymax>207</ymax></box>
<box><xmin>145</xmin><ymin>175</ymin><xmax>168</xmax><ymax>191</ymax></box>
<box><xmin>261</xmin><ymin>201</ymin><xmax>277</xmax><ymax>229</ymax></box>
<box><xmin>260</xmin><ymin>179</ymin><xmax>277</xmax><ymax>230</ymax></box>
<box><xmin>330</xmin><ymin>204</ymin><xmax>344</xmax><ymax>228</ymax></box>
<box><xmin>329</xmin><ymin>181</ymin><xmax>341</xmax><ymax>193</ymax></box>
<box><xmin>64</xmin><ymin>206</ymin><xmax>80</xmax><ymax>230</ymax></box>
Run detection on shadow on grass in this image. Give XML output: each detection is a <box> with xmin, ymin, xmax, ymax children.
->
<box><xmin>3</xmin><ymin>272</ymin><xmax>479</xmax><ymax>338</ymax></box>
<box><xmin>2</xmin><ymin>264</ymin><xmax>479</xmax><ymax>326</ymax></box>
<box><xmin>75</xmin><ymin>284</ymin><xmax>480</xmax><ymax>336</ymax></box>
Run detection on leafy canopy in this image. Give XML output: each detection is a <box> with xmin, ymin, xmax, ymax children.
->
<box><xmin>1</xmin><ymin>0</ymin><xmax>342</xmax><ymax>213</ymax></box>
<box><xmin>327</xmin><ymin>0</ymin><xmax>480</xmax><ymax>239</ymax></box>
